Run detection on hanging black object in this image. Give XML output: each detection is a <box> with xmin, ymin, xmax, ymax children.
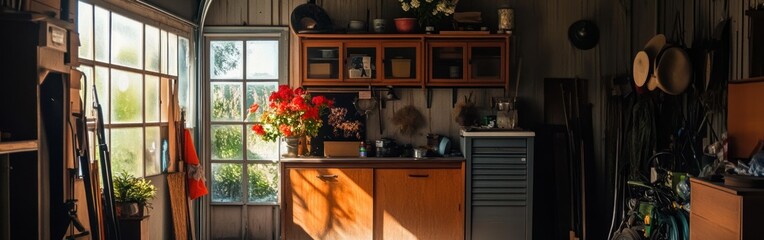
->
<box><xmin>568</xmin><ymin>20</ymin><xmax>599</xmax><ymax>50</ymax></box>
<box><xmin>290</xmin><ymin>0</ymin><xmax>333</xmax><ymax>33</ymax></box>
<box><xmin>93</xmin><ymin>86</ymin><xmax>122</xmax><ymax>240</ymax></box>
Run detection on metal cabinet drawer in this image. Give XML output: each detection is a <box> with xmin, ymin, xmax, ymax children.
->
<box><xmin>472</xmin><ymin>138</ymin><xmax>527</xmax><ymax>148</ymax></box>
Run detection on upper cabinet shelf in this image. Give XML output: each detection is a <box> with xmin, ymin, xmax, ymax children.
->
<box><xmin>297</xmin><ymin>34</ymin><xmax>510</xmax><ymax>88</ymax></box>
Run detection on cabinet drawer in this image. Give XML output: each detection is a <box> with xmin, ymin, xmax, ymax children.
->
<box><xmin>473</xmin><ymin>193</ymin><xmax>526</xmax><ymax>201</ymax></box>
<box><xmin>472</xmin><ymin>156</ymin><xmax>527</xmax><ymax>165</ymax></box>
<box><xmin>471</xmin><ymin>206</ymin><xmax>527</xmax><ymax>239</ymax></box>
<box><xmin>690</xmin><ymin>213</ymin><xmax>739</xmax><ymax>240</ymax></box>
<box><xmin>472</xmin><ymin>180</ymin><xmax>527</xmax><ymax>188</ymax></box>
<box><xmin>472</xmin><ymin>138</ymin><xmax>526</xmax><ymax>148</ymax></box>
<box><xmin>473</xmin><ymin>168</ymin><xmax>526</xmax><ymax>176</ymax></box>
<box><xmin>473</xmin><ymin>148</ymin><xmax>527</xmax><ymax>155</ymax></box>
<box><xmin>691</xmin><ymin>181</ymin><xmax>740</xmax><ymax>234</ymax></box>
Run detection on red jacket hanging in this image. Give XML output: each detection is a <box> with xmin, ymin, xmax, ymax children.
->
<box><xmin>184</xmin><ymin>129</ymin><xmax>208</xmax><ymax>200</ymax></box>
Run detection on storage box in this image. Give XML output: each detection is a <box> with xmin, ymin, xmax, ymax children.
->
<box><xmin>390</xmin><ymin>59</ymin><xmax>411</xmax><ymax>78</ymax></box>
<box><xmin>309</xmin><ymin>63</ymin><xmax>331</xmax><ymax>78</ymax></box>
<box><xmin>324</xmin><ymin>141</ymin><xmax>362</xmax><ymax>157</ymax></box>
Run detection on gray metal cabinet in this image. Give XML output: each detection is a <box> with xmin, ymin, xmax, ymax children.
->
<box><xmin>462</xmin><ymin>133</ymin><xmax>534</xmax><ymax>240</ymax></box>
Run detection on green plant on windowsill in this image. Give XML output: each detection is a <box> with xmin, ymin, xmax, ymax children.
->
<box><xmin>113</xmin><ymin>171</ymin><xmax>157</xmax><ymax>218</ymax></box>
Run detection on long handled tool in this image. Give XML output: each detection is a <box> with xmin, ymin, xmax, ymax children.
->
<box><xmin>93</xmin><ymin>86</ymin><xmax>121</xmax><ymax>240</ymax></box>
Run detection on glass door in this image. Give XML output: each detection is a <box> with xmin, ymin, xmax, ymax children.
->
<box><xmin>428</xmin><ymin>42</ymin><xmax>467</xmax><ymax>85</ymax></box>
<box><xmin>343</xmin><ymin>41</ymin><xmax>380</xmax><ymax>84</ymax></box>
<box><xmin>303</xmin><ymin>41</ymin><xmax>342</xmax><ymax>84</ymax></box>
<box><xmin>381</xmin><ymin>41</ymin><xmax>421</xmax><ymax>86</ymax></box>
<box><xmin>468</xmin><ymin>42</ymin><xmax>505</xmax><ymax>83</ymax></box>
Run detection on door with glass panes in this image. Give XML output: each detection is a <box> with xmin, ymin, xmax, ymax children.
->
<box><xmin>205</xmin><ymin>33</ymin><xmax>286</xmax><ymax>239</ymax></box>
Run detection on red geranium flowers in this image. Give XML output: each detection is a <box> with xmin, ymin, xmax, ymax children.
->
<box><xmin>249</xmin><ymin>85</ymin><xmax>333</xmax><ymax>142</ymax></box>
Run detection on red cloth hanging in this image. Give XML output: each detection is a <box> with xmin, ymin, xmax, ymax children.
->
<box><xmin>184</xmin><ymin>129</ymin><xmax>208</xmax><ymax>200</ymax></box>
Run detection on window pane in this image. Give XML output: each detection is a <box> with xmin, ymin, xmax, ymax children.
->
<box><xmin>111</xmin><ymin>13</ymin><xmax>143</xmax><ymax>69</ymax></box>
<box><xmin>94</xmin><ymin>6</ymin><xmax>110</xmax><ymax>62</ymax></box>
<box><xmin>94</xmin><ymin>66</ymin><xmax>110</xmax><ymax>123</ymax></box>
<box><xmin>111</xmin><ymin>127</ymin><xmax>144</xmax><ymax>177</ymax></box>
<box><xmin>246</xmin><ymin>41</ymin><xmax>278</xmax><ymax>79</ymax></box>
<box><xmin>160</xmin><ymin>78</ymin><xmax>170</xmax><ymax>122</ymax></box>
<box><xmin>211</xmin><ymin>125</ymin><xmax>243</xmax><ymax>160</ymax></box>
<box><xmin>212</xmin><ymin>163</ymin><xmax>242</xmax><ymax>202</ymax></box>
<box><xmin>111</xmin><ymin>69</ymin><xmax>143</xmax><ymax>123</ymax></box>
<box><xmin>178</xmin><ymin>37</ymin><xmax>190</xmax><ymax>121</ymax></box>
<box><xmin>161</xmin><ymin>30</ymin><xmax>168</xmax><ymax>74</ymax></box>
<box><xmin>145</xmin><ymin>127</ymin><xmax>161</xmax><ymax>176</ymax></box>
<box><xmin>211</xmin><ymin>82</ymin><xmax>242</xmax><ymax>121</ymax></box>
<box><xmin>246</xmin><ymin>124</ymin><xmax>278</xmax><ymax>160</ymax></box>
<box><xmin>145</xmin><ymin>75</ymin><xmax>159</xmax><ymax>122</ymax></box>
<box><xmin>168</xmin><ymin>33</ymin><xmax>178</xmax><ymax>76</ymax></box>
<box><xmin>77</xmin><ymin>2</ymin><xmax>93</xmax><ymax>60</ymax></box>
<box><xmin>145</xmin><ymin>25</ymin><xmax>160</xmax><ymax>72</ymax></box>
<box><xmin>210</xmin><ymin>41</ymin><xmax>243</xmax><ymax>79</ymax></box>
<box><xmin>77</xmin><ymin>66</ymin><xmax>93</xmax><ymax>114</ymax></box>
<box><xmin>248</xmin><ymin>163</ymin><xmax>278</xmax><ymax>203</ymax></box>
<box><xmin>245</xmin><ymin>82</ymin><xmax>277</xmax><ymax>121</ymax></box>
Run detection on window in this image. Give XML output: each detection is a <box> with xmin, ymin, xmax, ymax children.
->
<box><xmin>207</xmin><ymin>37</ymin><xmax>285</xmax><ymax>204</ymax></box>
<box><xmin>77</xmin><ymin>1</ymin><xmax>192</xmax><ymax>177</ymax></box>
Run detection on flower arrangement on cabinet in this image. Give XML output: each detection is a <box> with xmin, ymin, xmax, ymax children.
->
<box><xmin>249</xmin><ymin>85</ymin><xmax>333</xmax><ymax>142</ymax></box>
<box><xmin>399</xmin><ymin>0</ymin><xmax>459</xmax><ymax>27</ymax></box>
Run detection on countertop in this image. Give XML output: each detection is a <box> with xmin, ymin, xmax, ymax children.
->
<box><xmin>460</xmin><ymin>129</ymin><xmax>535</xmax><ymax>137</ymax></box>
<box><xmin>281</xmin><ymin>156</ymin><xmax>464</xmax><ymax>163</ymax></box>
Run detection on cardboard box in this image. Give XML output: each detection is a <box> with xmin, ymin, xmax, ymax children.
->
<box><xmin>309</xmin><ymin>63</ymin><xmax>331</xmax><ymax>78</ymax></box>
<box><xmin>323</xmin><ymin>141</ymin><xmax>361</xmax><ymax>157</ymax></box>
<box><xmin>391</xmin><ymin>59</ymin><xmax>411</xmax><ymax>78</ymax></box>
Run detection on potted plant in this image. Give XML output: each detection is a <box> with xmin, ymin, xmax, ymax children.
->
<box><xmin>249</xmin><ymin>85</ymin><xmax>333</xmax><ymax>157</ymax></box>
<box><xmin>397</xmin><ymin>0</ymin><xmax>458</xmax><ymax>32</ymax></box>
<box><xmin>113</xmin><ymin>171</ymin><xmax>157</xmax><ymax>218</ymax></box>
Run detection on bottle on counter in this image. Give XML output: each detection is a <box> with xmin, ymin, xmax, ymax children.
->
<box><xmin>359</xmin><ymin>141</ymin><xmax>367</xmax><ymax>157</ymax></box>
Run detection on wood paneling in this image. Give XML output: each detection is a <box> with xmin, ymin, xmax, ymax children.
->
<box><xmin>374</xmin><ymin>169</ymin><xmax>464</xmax><ymax>240</ymax></box>
<box><xmin>246</xmin><ymin>205</ymin><xmax>277</xmax><ymax>240</ymax></box>
<box><xmin>211</xmin><ymin>205</ymin><xmax>243</xmax><ymax>239</ymax></box>
<box><xmin>285</xmin><ymin>168</ymin><xmax>374</xmax><ymax>240</ymax></box>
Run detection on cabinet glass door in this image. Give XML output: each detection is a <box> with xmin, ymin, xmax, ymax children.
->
<box><xmin>382</xmin><ymin>42</ymin><xmax>420</xmax><ymax>84</ymax></box>
<box><xmin>469</xmin><ymin>43</ymin><xmax>504</xmax><ymax>83</ymax></box>
<box><xmin>345</xmin><ymin>46</ymin><xmax>378</xmax><ymax>80</ymax></box>
<box><xmin>430</xmin><ymin>43</ymin><xmax>466</xmax><ymax>82</ymax></box>
<box><xmin>305</xmin><ymin>44</ymin><xmax>340</xmax><ymax>80</ymax></box>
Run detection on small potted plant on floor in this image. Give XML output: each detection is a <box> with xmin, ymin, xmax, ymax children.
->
<box><xmin>113</xmin><ymin>171</ymin><xmax>157</xmax><ymax>218</ymax></box>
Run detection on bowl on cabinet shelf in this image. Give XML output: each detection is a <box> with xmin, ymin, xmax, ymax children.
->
<box><xmin>394</xmin><ymin>18</ymin><xmax>417</xmax><ymax>33</ymax></box>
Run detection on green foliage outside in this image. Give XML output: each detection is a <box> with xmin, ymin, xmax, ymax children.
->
<box><xmin>248</xmin><ymin>164</ymin><xmax>278</xmax><ymax>202</ymax></box>
<box><xmin>211</xmin><ymin>84</ymin><xmax>242</xmax><ymax>121</ymax></box>
<box><xmin>212</xmin><ymin>126</ymin><xmax>243</xmax><ymax>160</ymax></box>
<box><xmin>212</xmin><ymin>41</ymin><xmax>242</xmax><ymax>76</ymax></box>
<box><xmin>213</xmin><ymin>164</ymin><xmax>242</xmax><ymax>202</ymax></box>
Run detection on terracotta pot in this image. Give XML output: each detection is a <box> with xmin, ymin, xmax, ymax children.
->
<box><xmin>394</xmin><ymin>18</ymin><xmax>417</xmax><ymax>33</ymax></box>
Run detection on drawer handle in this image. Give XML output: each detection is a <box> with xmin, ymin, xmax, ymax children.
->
<box><xmin>316</xmin><ymin>174</ymin><xmax>338</xmax><ymax>180</ymax></box>
<box><xmin>521</xmin><ymin>158</ymin><xmax>526</xmax><ymax>162</ymax></box>
<box><xmin>408</xmin><ymin>174</ymin><xmax>430</xmax><ymax>178</ymax></box>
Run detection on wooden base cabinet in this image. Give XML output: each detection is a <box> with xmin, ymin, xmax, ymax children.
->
<box><xmin>285</xmin><ymin>168</ymin><xmax>374</xmax><ymax>240</ymax></box>
<box><xmin>689</xmin><ymin>178</ymin><xmax>764</xmax><ymax>240</ymax></box>
<box><xmin>374</xmin><ymin>169</ymin><xmax>464</xmax><ymax>240</ymax></box>
<box><xmin>282</xmin><ymin>160</ymin><xmax>465</xmax><ymax>240</ymax></box>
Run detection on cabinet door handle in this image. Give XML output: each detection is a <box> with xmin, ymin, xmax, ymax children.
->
<box><xmin>316</xmin><ymin>174</ymin><xmax>338</xmax><ymax>180</ymax></box>
<box><xmin>408</xmin><ymin>174</ymin><xmax>430</xmax><ymax>178</ymax></box>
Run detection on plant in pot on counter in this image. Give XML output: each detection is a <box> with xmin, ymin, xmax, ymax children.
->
<box><xmin>113</xmin><ymin>171</ymin><xmax>157</xmax><ymax>218</ymax></box>
<box><xmin>249</xmin><ymin>85</ymin><xmax>333</xmax><ymax>157</ymax></box>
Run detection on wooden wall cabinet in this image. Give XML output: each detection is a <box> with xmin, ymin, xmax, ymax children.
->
<box><xmin>282</xmin><ymin>160</ymin><xmax>465</xmax><ymax>240</ymax></box>
<box><xmin>427</xmin><ymin>41</ymin><xmax>507</xmax><ymax>87</ymax></box>
<box><xmin>297</xmin><ymin>34</ymin><xmax>509</xmax><ymax>88</ymax></box>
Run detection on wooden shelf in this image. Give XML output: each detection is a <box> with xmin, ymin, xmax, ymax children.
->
<box><xmin>0</xmin><ymin>140</ymin><xmax>38</xmax><ymax>154</ymax></box>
